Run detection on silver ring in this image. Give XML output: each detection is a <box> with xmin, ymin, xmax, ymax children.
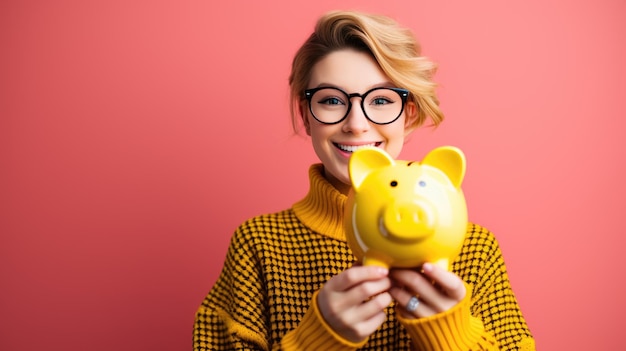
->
<box><xmin>406</xmin><ymin>296</ymin><xmax>420</xmax><ymax>312</ymax></box>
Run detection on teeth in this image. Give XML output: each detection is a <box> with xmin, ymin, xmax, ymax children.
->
<box><xmin>336</xmin><ymin>143</ymin><xmax>377</xmax><ymax>152</ymax></box>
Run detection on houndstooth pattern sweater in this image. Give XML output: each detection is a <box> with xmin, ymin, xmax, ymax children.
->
<box><xmin>193</xmin><ymin>164</ymin><xmax>535</xmax><ymax>350</ymax></box>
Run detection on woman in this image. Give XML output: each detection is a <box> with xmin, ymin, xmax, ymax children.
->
<box><xmin>194</xmin><ymin>10</ymin><xmax>534</xmax><ymax>350</ymax></box>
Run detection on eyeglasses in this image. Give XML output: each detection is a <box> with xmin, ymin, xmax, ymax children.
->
<box><xmin>304</xmin><ymin>87</ymin><xmax>409</xmax><ymax>125</ymax></box>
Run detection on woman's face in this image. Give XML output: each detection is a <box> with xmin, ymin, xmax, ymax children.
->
<box><xmin>302</xmin><ymin>49</ymin><xmax>417</xmax><ymax>194</ymax></box>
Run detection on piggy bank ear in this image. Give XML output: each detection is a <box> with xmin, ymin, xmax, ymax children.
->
<box><xmin>349</xmin><ymin>147</ymin><xmax>395</xmax><ymax>190</ymax></box>
<box><xmin>421</xmin><ymin>146</ymin><xmax>466</xmax><ymax>188</ymax></box>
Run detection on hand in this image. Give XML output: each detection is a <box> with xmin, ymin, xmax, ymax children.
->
<box><xmin>317</xmin><ymin>265</ymin><xmax>392</xmax><ymax>343</ymax></box>
<box><xmin>389</xmin><ymin>262</ymin><xmax>466</xmax><ymax>319</ymax></box>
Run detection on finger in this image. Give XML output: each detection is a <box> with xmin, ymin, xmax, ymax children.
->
<box><xmin>321</xmin><ymin>266</ymin><xmax>390</xmax><ymax>313</ymax></box>
<box><xmin>422</xmin><ymin>263</ymin><xmax>466</xmax><ymax>300</ymax></box>
<box><xmin>354</xmin><ymin>292</ymin><xmax>393</xmax><ymax>321</ymax></box>
<box><xmin>356</xmin><ymin>311</ymin><xmax>387</xmax><ymax>339</ymax></box>
<box><xmin>389</xmin><ymin>286</ymin><xmax>436</xmax><ymax>318</ymax></box>
<box><xmin>328</xmin><ymin>265</ymin><xmax>389</xmax><ymax>292</ymax></box>
<box><xmin>322</xmin><ymin>292</ymin><xmax>391</xmax><ymax>343</ymax></box>
<box><xmin>390</xmin><ymin>269</ymin><xmax>456</xmax><ymax>313</ymax></box>
<box><xmin>390</xmin><ymin>269</ymin><xmax>440</xmax><ymax>300</ymax></box>
<box><xmin>347</xmin><ymin>276</ymin><xmax>392</xmax><ymax>303</ymax></box>
<box><xmin>342</xmin><ymin>308</ymin><xmax>388</xmax><ymax>343</ymax></box>
<box><xmin>341</xmin><ymin>293</ymin><xmax>392</xmax><ymax>339</ymax></box>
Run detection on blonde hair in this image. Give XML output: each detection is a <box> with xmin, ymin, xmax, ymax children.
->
<box><xmin>289</xmin><ymin>10</ymin><xmax>444</xmax><ymax>132</ymax></box>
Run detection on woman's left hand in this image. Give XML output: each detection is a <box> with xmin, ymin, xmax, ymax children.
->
<box><xmin>388</xmin><ymin>262</ymin><xmax>466</xmax><ymax>319</ymax></box>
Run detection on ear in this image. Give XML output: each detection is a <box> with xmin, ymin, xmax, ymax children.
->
<box><xmin>403</xmin><ymin>101</ymin><xmax>419</xmax><ymax>137</ymax></box>
<box><xmin>298</xmin><ymin>100</ymin><xmax>311</xmax><ymax>136</ymax></box>
<box><xmin>349</xmin><ymin>147</ymin><xmax>395</xmax><ymax>190</ymax></box>
<box><xmin>421</xmin><ymin>146</ymin><xmax>466</xmax><ymax>188</ymax></box>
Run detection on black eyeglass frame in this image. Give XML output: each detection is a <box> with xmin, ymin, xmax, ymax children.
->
<box><xmin>304</xmin><ymin>87</ymin><xmax>410</xmax><ymax>125</ymax></box>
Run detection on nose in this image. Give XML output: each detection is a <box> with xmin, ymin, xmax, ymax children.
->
<box><xmin>342</xmin><ymin>97</ymin><xmax>370</xmax><ymax>134</ymax></box>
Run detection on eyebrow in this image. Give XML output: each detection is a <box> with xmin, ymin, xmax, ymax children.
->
<box><xmin>311</xmin><ymin>82</ymin><xmax>397</xmax><ymax>91</ymax></box>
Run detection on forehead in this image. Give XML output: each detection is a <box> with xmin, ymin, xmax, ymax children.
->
<box><xmin>308</xmin><ymin>49</ymin><xmax>391</xmax><ymax>91</ymax></box>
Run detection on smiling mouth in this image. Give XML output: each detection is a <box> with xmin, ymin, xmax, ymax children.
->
<box><xmin>333</xmin><ymin>142</ymin><xmax>381</xmax><ymax>153</ymax></box>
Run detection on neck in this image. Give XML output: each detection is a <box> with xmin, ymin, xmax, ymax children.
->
<box><xmin>327</xmin><ymin>176</ymin><xmax>352</xmax><ymax>195</ymax></box>
<box><xmin>323</xmin><ymin>168</ymin><xmax>352</xmax><ymax>195</ymax></box>
<box><xmin>292</xmin><ymin>164</ymin><xmax>348</xmax><ymax>241</ymax></box>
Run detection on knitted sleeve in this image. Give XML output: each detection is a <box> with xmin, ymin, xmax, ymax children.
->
<box><xmin>396</xmin><ymin>284</ymin><xmax>498</xmax><ymax>350</ymax></box>
<box><xmin>394</xmin><ymin>224</ymin><xmax>535</xmax><ymax>350</ymax></box>
<box><xmin>193</xmin><ymin>226</ymin><xmax>270</xmax><ymax>351</ymax></box>
<box><xmin>455</xmin><ymin>224</ymin><xmax>535</xmax><ymax>350</ymax></box>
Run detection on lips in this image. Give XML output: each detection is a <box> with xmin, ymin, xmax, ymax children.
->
<box><xmin>333</xmin><ymin>142</ymin><xmax>381</xmax><ymax>153</ymax></box>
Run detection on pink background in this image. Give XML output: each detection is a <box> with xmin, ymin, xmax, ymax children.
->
<box><xmin>2</xmin><ymin>0</ymin><xmax>624</xmax><ymax>350</ymax></box>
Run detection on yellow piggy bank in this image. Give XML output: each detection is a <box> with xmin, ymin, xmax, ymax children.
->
<box><xmin>344</xmin><ymin>146</ymin><xmax>468</xmax><ymax>270</ymax></box>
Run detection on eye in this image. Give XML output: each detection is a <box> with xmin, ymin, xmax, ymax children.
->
<box><xmin>371</xmin><ymin>97</ymin><xmax>393</xmax><ymax>106</ymax></box>
<box><xmin>319</xmin><ymin>97</ymin><xmax>344</xmax><ymax>106</ymax></box>
<box><xmin>419</xmin><ymin>180</ymin><xmax>426</xmax><ymax>187</ymax></box>
<box><xmin>390</xmin><ymin>180</ymin><xmax>398</xmax><ymax>187</ymax></box>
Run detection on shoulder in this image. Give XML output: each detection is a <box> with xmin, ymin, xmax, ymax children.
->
<box><xmin>229</xmin><ymin>209</ymin><xmax>305</xmax><ymax>246</ymax></box>
<box><xmin>463</xmin><ymin>222</ymin><xmax>501</xmax><ymax>252</ymax></box>
<box><xmin>236</xmin><ymin>209</ymin><xmax>301</xmax><ymax>234</ymax></box>
<box><xmin>453</xmin><ymin>222</ymin><xmax>506</xmax><ymax>282</ymax></box>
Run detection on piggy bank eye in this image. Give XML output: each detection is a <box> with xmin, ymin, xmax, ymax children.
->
<box><xmin>419</xmin><ymin>180</ymin><xmax>426</xmax><ymax>187</ymax></box>
<box><xmin>390</xmin><ymin>180</ymin><xmax>398</xmax><ymax>187</ymax></box>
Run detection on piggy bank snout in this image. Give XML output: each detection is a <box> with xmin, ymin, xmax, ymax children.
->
<box><xmin>381</xmin><ymin>200</ymin><xmax>436</xmax><ymax>242</ymax></box>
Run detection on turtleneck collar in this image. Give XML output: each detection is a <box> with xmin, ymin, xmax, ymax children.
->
<box><xmin>292</xmin><ymin>164</ymin><xmax>348</xmax><ymax>241</ymax></box>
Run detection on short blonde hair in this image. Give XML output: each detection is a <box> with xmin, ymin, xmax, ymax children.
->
<box><xmin>289</xmin><ymin>10</ymin><xmax>444</xmax><ymax>132</ymax></box>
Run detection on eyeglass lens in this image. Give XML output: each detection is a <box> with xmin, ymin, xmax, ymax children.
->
<box><xmin>308</xmin><ymin>87</ymin><xmax>405</xmax><ymax>124</ymax></box>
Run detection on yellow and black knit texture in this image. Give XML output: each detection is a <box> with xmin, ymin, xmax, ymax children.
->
<box><xmin>194</xmin><ymin>165</ymin><xmax>534</xmax><ymax>351</ymax></box>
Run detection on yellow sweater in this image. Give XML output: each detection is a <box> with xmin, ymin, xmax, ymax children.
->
<box><xmin>194</xmin><ymin>164</ymin><xmax>535</xmax><ymax>350</ymax></box>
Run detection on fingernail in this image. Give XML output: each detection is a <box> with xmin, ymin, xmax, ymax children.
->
<box><xmin>422</xmin><ymin>263</ymin><xmax>433</xmax><ymax>272</ymax></box>
<box><xmin>377</xmin><ymin>267</ymin><xmax>389</xmax><ymax>275</ymax></box>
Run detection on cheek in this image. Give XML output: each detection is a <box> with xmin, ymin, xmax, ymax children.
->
<box><xmin>308</xmin><ymin>123</ymin><xmax>324</xmax><ymax>141</ymax></box>
<box><xmin>308</xmin><ymin>119</ymin><xmax>337</xmax><ymax>140</ymax></box>
<box><xmin>309</xmin><ymin>125</ymin><xmax>334</xmax><ymax>156</ymax></box>
<box><xmin>382</xmin><ymin>128</ymin><xmax>409</xmax><ymax>158</ymax></box>
<box><xmin>385</xmin><ymin>144</ymin><xmax>404</xmax><ymax>159</ymax></box>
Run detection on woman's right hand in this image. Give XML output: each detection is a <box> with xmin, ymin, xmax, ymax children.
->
<box><xmin>317</xmin><ymin>265</ymin><xmax>392</xmax><ymax>343</ymax></box>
